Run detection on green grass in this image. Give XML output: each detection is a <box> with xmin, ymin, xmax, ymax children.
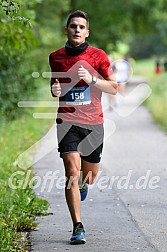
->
<box><xmin>146</xmin><ymin>73</ymin><xmax>167</xmax><ymax>131</ymax></box>
<box><xmin>132</xmin><ymin>58</ymin><xmax>155</xmax><ymax>78</ymax></box>
<box><xmin>133</xmin><ymin>58</ymin><xmax>167</xmax><ymax>132</ymax></box>
<box><xmin>0</xmin><ymin>83</ymin><xmax>56</xmax><ymax>251</ymax></box>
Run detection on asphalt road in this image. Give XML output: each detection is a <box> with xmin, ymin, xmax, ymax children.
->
<box><xmin>31</xmin><ymin>78</ymin><xmax>167</xmax><ymax>252</ymax></box>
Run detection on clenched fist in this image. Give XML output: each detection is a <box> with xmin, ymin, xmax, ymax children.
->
<box><xmin>51</xmin><ymin>79</ymin><xmax>61</xmax><ymax>97</ymax></box>
<box><xmin>78</xmin><ymin>65</ymin><xmax>92</xmax><ymax>84</ymax></box>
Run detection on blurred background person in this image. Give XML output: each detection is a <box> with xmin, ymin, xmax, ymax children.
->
<box><xmin>155</xmin><ymin>59</ymin><xmax>162</xmax><ymax>74</ymax></box>
<box><xmin>113</xmin><ymin>57</ymin><xmax>130</xmax><ymax>96</ymax></box>
<box><xmin>108</xmin><ymin>56</ymin><xmax>131</xmax><ymax>110</ymax></box>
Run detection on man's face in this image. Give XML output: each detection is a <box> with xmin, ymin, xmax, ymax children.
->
<box><xmin>65</xmin><ymin>17</ymin><xmax>89</xmax><ymax>47</ymax></box>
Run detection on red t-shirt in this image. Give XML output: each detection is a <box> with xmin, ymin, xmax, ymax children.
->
<box><xmin>49</xmin><ymin>46</ymin><xmax>113</xmax><ymax>125</ymax></box>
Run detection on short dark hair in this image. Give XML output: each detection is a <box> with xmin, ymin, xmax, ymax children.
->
<box><xmin>66</xmin><ymin>10</ymin><xmax>89</xmax><ymax>28</ymax></box>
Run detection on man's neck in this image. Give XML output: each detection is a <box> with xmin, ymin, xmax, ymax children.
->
<box><xmin>68</xmin><ymin>41</ymin><xmax>86</xmax><ymax>48</ymax></box>
<box><xmin>65</xmin><ymin>41</ymin><xmax>88</xmax><ymax>56</ymax></box>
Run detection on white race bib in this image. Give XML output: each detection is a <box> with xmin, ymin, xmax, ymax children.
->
<box><xmin>64</xmin><ymin>86</ymin><xmax>91</xmax><ymax>105</ymax></box>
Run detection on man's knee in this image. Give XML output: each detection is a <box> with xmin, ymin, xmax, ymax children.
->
<box><xmin>64</xmin><ymin>159</ymin><xmax>79</xmax><ymax>178</ymax></box>
<box><xmin>63</xmin><ymin>153</ymin><xmax>80</xmax><ymax>178</ymax></box>
<box><xmin>66</xmin><ymin>166</ymin><xmax>80</xmax><ymax>179</ymax></box>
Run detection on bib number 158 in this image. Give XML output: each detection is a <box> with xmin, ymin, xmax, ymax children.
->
<box><xmin>70</xmin><ymin>92</ymin><xmax>84</xmax><ymax>100</ymax></box>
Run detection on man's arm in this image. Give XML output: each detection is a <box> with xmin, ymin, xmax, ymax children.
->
<box><xmin>92</xmin><ymin>75</ymin><xmax>118</xmax><ymax>95</ymax></box>
<box><xmin>49</xmin><ymin>53</ymin><xmax>61</xmax><ymax>97</ymax></box>
<box><xmin>51</xmin><ymin>79</ymin><xmax>61</xmax><ymax>97</ymax></box>
<box><xmin>78</xmin><ymin>65</ymin><xmax>118</xmax><ymax>95</ymax></box>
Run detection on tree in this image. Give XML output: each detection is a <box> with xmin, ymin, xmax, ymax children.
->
<box><xmin>0</xmin><ymin>0</ymin><xmax>41</xmax><ymax>118</ymax></box>
<box><xmin>0</xmin><ymin>0</ymin><xmax>40</xmax><ymax>56</ymax></box>
<box><xmin>68</xmin><ymin>0</ymin><xmax>167</xmax><ymax>56</ymax></box>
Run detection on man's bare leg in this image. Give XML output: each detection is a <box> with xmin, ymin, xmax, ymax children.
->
<box><xmin>62</xmin><ymin>153</ymin><xmax>99</xmax><ymax>223</ymax></box>
<box><xmin>81</xmin><ymin>159</ymin><xmax>99</xmax><ymax>185</ymax></box>
<box><xmin>62</xmin><ymin>152</ymin><xmax>81</xmax><ymax>224</ymax></box>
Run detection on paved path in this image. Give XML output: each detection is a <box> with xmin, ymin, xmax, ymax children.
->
<box><xmin>31</xmin><ymin>78</ymin><xmax>167</xmax><ymax>252</ymax></box>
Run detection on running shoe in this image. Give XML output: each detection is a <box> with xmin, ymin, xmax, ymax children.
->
<box><xmin>70</xmin><ymin>222</ymin><xmax>86</xmax><ymax>245</ymax></box>
<box><xmin>80</xmin><ymin>183</ymin><xmax>88</xmax><ymax>201</ymax></box>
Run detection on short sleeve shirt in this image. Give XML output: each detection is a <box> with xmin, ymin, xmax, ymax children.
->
<box><xmin>49</xmin><ymin>46</ymin><xmax>113</xmax><ymax>125</ymax></box>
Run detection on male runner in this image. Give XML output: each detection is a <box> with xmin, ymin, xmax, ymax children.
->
<box><xmin>49</xmin><ymin>10</ymin><xmax>117</xmax><ymax>244</ymax></box>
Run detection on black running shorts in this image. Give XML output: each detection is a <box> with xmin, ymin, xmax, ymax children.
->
<box><xmin>57</xmin><ymin>122</ymin><xmax>104</xmax><ymax>163</ymax></box>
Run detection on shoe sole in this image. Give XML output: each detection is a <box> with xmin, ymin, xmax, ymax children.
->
<box><xmin>70</xmin><ymin>239</ymin><xmax>86</xmax><ymax>245</ymax></box>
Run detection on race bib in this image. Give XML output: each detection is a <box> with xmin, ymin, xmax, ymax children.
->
<box><xmin>64</xmin><ymin>86</ymin><xmax>91</xmax><ymax>105</ymax></box>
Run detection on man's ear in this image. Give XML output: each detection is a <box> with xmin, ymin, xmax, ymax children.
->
<box><xmin>86</xmin><ymin>30</ymin><xmax>90</xmax><ymax>38</ymax></box>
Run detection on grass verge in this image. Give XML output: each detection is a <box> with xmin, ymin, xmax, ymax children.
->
<box><xmin>0</xmin><ymin>85</ymin><xmax>56</xmax><ymax>251</ymax></box>
<box><xmin>133</xmin><ymin>58</ymin><xmax>167</xmax><ymax>132</ymax></box>
<box><xmin>146</xmin><ymin>73</ymin><xmax>167</xmax><ymax>131</ymax></box>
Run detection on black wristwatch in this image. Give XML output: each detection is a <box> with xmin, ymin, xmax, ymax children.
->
<box><xmin>91</xmin><ymin>75</ymin><xmax>97</xmax><ymax>85</ymax></box>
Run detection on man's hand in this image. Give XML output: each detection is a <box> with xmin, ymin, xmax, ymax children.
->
<box><xmin>78</xmin><ymin>65</ymin><xmax>92</xmax><ymax>84</ymax></box>
<box><xmin>51</xmin><ymin>79</ymin><xmax>61</xmax><ymax>97</ymax></box>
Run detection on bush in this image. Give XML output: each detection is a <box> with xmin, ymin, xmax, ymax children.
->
<box><xmin>0</xmin><ymin>55</ymin><xmax>38</xmax><ymax>119</ymax></box>
<box><xmin>0</xmin><ymin>0</ymin><xmax>39</xmax><ymax>119</ymax></box>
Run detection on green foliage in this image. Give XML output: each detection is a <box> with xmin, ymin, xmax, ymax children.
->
<box><xmin>129</xmin><ymin>33</ymin><xmax>167</xmax><ymax>59</ymax></box>
<box><xmin>0</xmin><ymin>0</ymin><xmax>20</xmax><ymax>16</ymax></box>
<box><xmin>0</xmin><ymin>184</ymin><xmax>49</xmax><ymax>251</ymax></box>
<box><xmin>134</xmin><ymin>59</ymin><xmax>167</xmax><ymax>131</ymax></box>
<box><xmin>129</xmin><ymin>0</ymin><xmax>167</xmax><ymax>58</ymax></box>
<box><xmin>0</xmin><ymin>0</ymin><xmax>39</xmax><ymax>56</ymax></box>
<box><xmin>34</xmin><ymin>0</ymin><xmax>69</xmax><ymax>50</ymax></box>
<box><xmin>0</xmin><ymin>0</ymin><xmax>41</xmax><ymax>119</ymax></box>
<box><xmin>0</xmin><ymin>56</ymin><xmax>38</xmax><ymax>119</ymax></box>
<box><xmin>146</xmin><ymin>73</ymin><xmax>167</xmax><ymax>131</ymax></box>
<box><xmin>0</xmin><ymin>90</ymin><xmax>53</xmax><ymax>250</ymax></box>
<box><xmin>69</xmin><ymin>0</ymin><xmax>167</xmax><ymax>55</ymax></box>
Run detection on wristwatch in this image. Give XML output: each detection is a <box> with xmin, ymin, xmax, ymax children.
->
<box><xmin>91</xmin><ymin>75</ymin><xmax>97</xmax><ymax>85</ymax></box>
